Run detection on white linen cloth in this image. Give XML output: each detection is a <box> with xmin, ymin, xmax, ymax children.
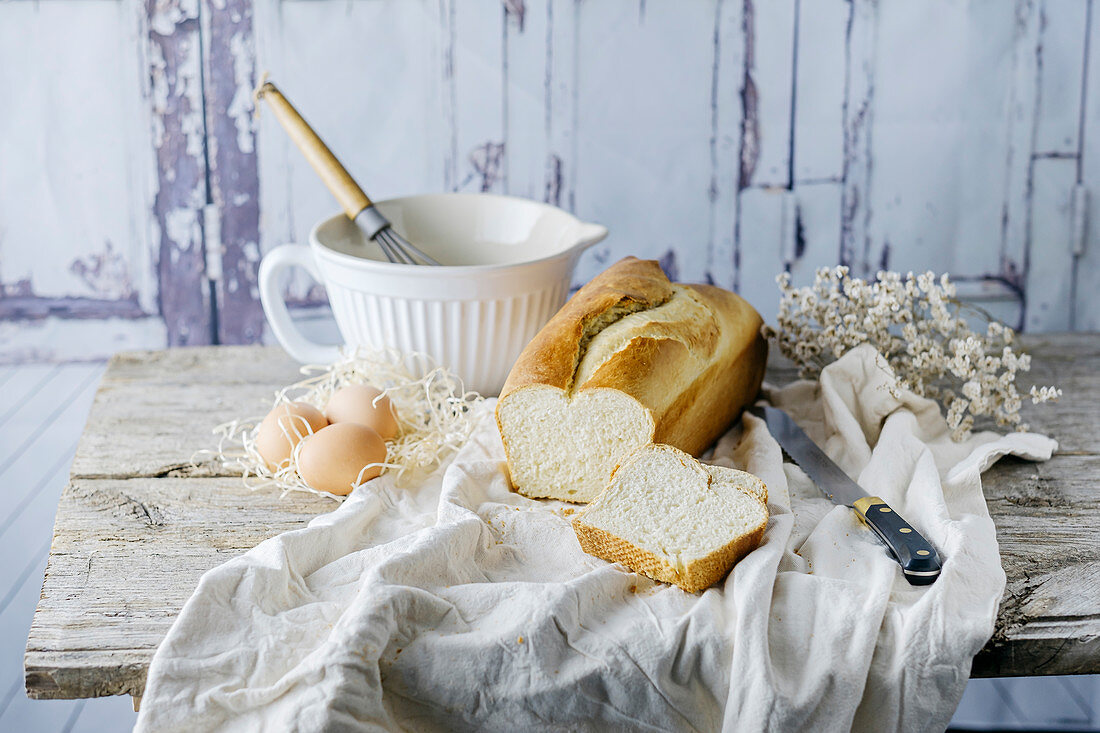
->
<box><xmin>135</xmin><ymin>345</ymin><xmax>1057</xmax><ymax>732</ymax></box>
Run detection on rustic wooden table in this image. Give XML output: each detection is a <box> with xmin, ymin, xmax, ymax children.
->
<box><xmin>23</xmin><ymin>335</ymin><xmax>1100</xmax><ymax>705</ymax></box>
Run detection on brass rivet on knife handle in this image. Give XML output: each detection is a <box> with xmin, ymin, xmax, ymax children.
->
<box><xmin>254</xmin><ymin>81</ymin><xmax>372</xmax><ymax>219</ymax></box>
<box><xmin>851</xmin><ymin>495</ymin><xmax>942</xmax><ymax>586</ymax></box>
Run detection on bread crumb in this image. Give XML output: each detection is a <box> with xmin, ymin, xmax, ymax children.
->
<box><xmin>517</xmin><ymin>636</ymin><xmax>524</xmax><ymax>644</ymax></box>
<box><xmin>629</xmin><ymin>584</ymin><xmax>637</xmax><ymax>594</ymax></box>
<box><xmin>562</xmin><ymin>508</ymin><xmax>575</xmax><ymax>516</ymax></box>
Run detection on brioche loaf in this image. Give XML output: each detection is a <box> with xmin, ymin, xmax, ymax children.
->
<box><xmin>572</xmin><ymin>443</ymin><xmax>768</xmax><ymax>592</ymax></box>
<box><xmin>495</xmin><ymin>257</ymin><xmax>766</xmax><ymax>503</ymax></box>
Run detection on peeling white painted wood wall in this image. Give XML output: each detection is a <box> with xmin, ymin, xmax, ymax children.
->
<box><xmin>1</xmin><ymin>0</ymin><xmax>1098</xmax><ymax>365</ymax></box>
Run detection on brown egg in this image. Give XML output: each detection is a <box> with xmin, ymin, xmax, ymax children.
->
<box><xmin>255</xmin><ymin>402</ymin><xmax>328</xmax><ymax>470</ymax></box>
<box><xmin>324</xmin><ymin>384</ymin><xmax>400</xmax><ymax>441</ymax></box>
<box><xmin>297</xmin><ymin>423</ymin><xmax>388</xmax><ymax>496</ymax></box>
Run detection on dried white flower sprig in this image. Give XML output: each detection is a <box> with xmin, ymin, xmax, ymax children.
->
<box><xmin>762</xmin><ymin>266</ymin><xmax>1062</xmax><ymax>440</ymax></box>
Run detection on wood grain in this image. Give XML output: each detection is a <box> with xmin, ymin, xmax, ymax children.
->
<box><xmin>25</xmin><ymin>476</ymin><xmax>332</xmax><ymax>699</ymax></box>
<box><xmin>24</xmin><ymin>336</ymin><xmax>1100</xmax><ymax>700</ymax></box>
<box><xmin>68</xmin><ymin>347</ymin><xmax>303</xmax><ymax>480</ymax></box>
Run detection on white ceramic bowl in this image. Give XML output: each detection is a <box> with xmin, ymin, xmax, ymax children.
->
<box><xmin>258</xmin><ymin>193</ymin><xmax>608</xmax><ymax>395</ymax></box>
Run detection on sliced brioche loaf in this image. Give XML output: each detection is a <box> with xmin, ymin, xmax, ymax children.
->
<box><xmin>572</xmin><ymin>444</ymin><xmax>768</xmax><ymax>593</ymax></box>
<box><xmin>496</xmin><ymin>257</ymin><xmax>766</xmax><ymax>503</ymax></box>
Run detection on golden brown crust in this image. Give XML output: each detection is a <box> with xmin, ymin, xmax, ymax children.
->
<box><xmin>652</xmin><ymin>289</ymin><xmax>767</xmax><ymax>453</ymax></box>
<box><xmin>572</xmin><ymin>517</ymin><xmax>766</xmax><ymax>593</ymax></box>
<box><xmin>495</xmin><ymin>256</ymin><xmax>767</xmax><ymax>502</ymax></box>
<box><xmin>498</xmin><ymin>257</ymin><xmax>674</xmax><ymax>399</ymax></box>
<box><xmin>582</xmin><ymin>283</ymin><xmax>766</xmax><ymax>456</ymax></box>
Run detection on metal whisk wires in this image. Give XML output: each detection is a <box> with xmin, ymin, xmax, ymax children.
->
<box><xmin>354</xmin><ymin>206</ymin><xmax>441</xmax><ymax>266</ymax></box>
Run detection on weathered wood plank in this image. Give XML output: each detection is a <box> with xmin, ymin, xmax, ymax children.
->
<box><xmin>735</xmin><ymin>187</ymin><xmax>796</xmax><ymax>324</ymax></box>
<box><xmin>1025</xmin><ymin>158</ymin><xmax>1081</xmax><ymax>331</ymax></box>
<box><xmin>791</xmin><ymin>0</ymin><xmax>847</xmax><ymax>184</ymax></box>
<box><xmin>863</xmin><ymin>1</ymin><xmax>1018</xmax><ymax>281</ymax></box>
<box><xmin>443</xmin><ymin>0</ymin><xmax>506</xmax><ymax>194</ymax></box>
<box><xmin>838</xmin><ymin>0</ymin><xmax>876</xmax><ymax>271</ymax></box>
<box><xmin>0</xmin><ymin>1</ymin><xmax>168</xmax><ymax>362</ymax></box>
<box><xmin>200</xmin><ymin>0</ymin><xmax>264</xmax><ymax>345</ymax></box>
<box><xmin>704</xmin><ymin>0</ymin><xmax>745</xmax><ymax>290</ymax></box>
<box><xmin>1000</xmin><ymin>332</ymin><xmax>1100</xmax><ymax>455</ymax></box>
<box><xmin>25</xmin><ymin>476</ymin><xmax>333</xmax><ymax>699</ymax></box>
<box><xmin>544</xmin><ymin>0</ymin><xmax>581</xmax><ymax>217</ymax></box>
<box><xmin>1000</xmin><ymin>0</ymin><xmax>1042</xmax><ymax>299</ymax></box>
<box><xmin>570</xmin><ymin>1</ymin><xmax>718</xmax><ymax>285</ymax></box>
<box><xmin>739</xmin><ymin>0</ymin><xmax>796</xmax><ymax>190</ymax></box>
<box><xmin>973</xmin><ymin>453</ymin><xmax>1100</xmax><ymax>677</ymax></box>
<box><xmin>503</xmin><ymin>0</ymin><xmax>547</xmax><ymax>203</ymax></box>
<box><xmin>69</xmin><ymin>346</ymin><xmax>303</xmax><ymax>480</ymax></box>
<box><xmin>0</xmin><ymin>1</ymin><xmax>158</xmax><ymax>313</ymax></box>
<box><xmin>146</xmin><ymin>0</ymin><xmax>215</xmax><ymax>346</ymax></box>
<box><xmin>1032</xmin><ymin>0</ymin><xmax>1089</xmax><ymax>156</ymax></box>
<box><xmin>788</xmin><ymin>182</ymin><xmax>844</xmax><ymax>284</ymax></box>
<box><xmin>1074</xmin><ymin>0</ymin><xmax>1100</xmax><ymax>331</ymax></box>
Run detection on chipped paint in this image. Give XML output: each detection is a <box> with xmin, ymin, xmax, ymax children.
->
<box><xmin>227</xmin><ymin>31</ymin><xmax>255</xmax><ymax>155</ymax></box>
<box><xmin>148</xmin><ymin>42</ymin><xmax>169</xmax><ymax>148</ymax></box>
<box><xmin>146</xmin><ymin>0</ymin><xmax>213</xmax><ymax>346</ymax></box>
<box><xmin>202</xmin><ymin>0</ymin><xmax>263</xmax><ymax>344</ymax></box>
<box><xmin>0</xmin><ymin>273</ymin><xmax>143</xmax><ymax>321</ymax></box>
<box><xmin>738</xmin><ymin>0</ymin><xmax>759</xmax><ymax>190</ymax></box>
<box><xmin>8</xmin><ymin>0</ymin><xmax>1097</xmax><ymax>353</ymax></box>
<box><xmin>149</xmin><ymin>0</ymin><xmax>199</xmax><ymax>36</ymax></box>
<box><xmin>69</xmin><ymin>242</ymin><xmax>137</xmax><ymax>300</ymax></box>
<box><xmin>838</xmin><ymin>0</ymin><xmax>876</xmax><ymax>273</ymax></box>
<box><xmin>467</xmin><ymin>142</ymin><xmax>506</xmax><ymax>192</ymax></box>
<box><xmin>503</xmin><ymin>0</ymin><xmax>525</xmax><ymax>32</ymax></box>
<box><xmin>544</xmin><ymin>154</ymin><xmax>563</xmax><ymax>206</ymax></box>
<box><xmin>164</xmin><ymin>208</ymin><xmax>201</xmax><ymax>253</ymax></box>
<box><xmin>1</xmin><ymin>277</ymin><xmax>34</xmax><ymax>298</ymax></box>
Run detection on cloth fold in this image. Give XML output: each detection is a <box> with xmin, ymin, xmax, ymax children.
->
<box><xmin>136</xmin><ymin>345</ymin><xmax>1056</xmax><ymax>732</ymax></box>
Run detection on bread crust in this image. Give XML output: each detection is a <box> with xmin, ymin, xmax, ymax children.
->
<box><xmin>582</xmin><ymin>283</ymin><xmax>766</xmax><ymax>455</ymax></box>
<box><xmin>572</xmin><ymin>517</ymin><xmax>766</xmax><ymax>593</ymax></box>
<box><xmin>499</xmin><ymin>257</ymin><xmax>675</xmax><ymax>398</ymax></box>
<box><xmin>572</xmin><ymin>443</ymin><xmax>769</xmax><ymax>593</ymax></box>
<box><xmin>496</xmin><ymin>257</ymin><xmax>767</xmax><ymax>502</ymax></box>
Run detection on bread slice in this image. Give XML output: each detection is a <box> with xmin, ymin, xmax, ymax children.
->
<box><xmin>496</xmin><ymin>257</ymin><xmax>766</xmax><ymax>503</ymax></box>
<box><xmin>572</xmin><ymin>444</ymin><xmax>768</xmax><ymax>593</ymax></box>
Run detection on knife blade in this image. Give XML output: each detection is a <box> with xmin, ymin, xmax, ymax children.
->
<box><xmin>748</xmin><ymin>405</ymin><xmax>942</xmax><ymax>585</ymax></box>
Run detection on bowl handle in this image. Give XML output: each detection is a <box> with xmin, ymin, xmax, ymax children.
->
<box><xmin>258</xmin><ymin>245</ymin><xmax>342</xmax><ymax>364</ymax></box>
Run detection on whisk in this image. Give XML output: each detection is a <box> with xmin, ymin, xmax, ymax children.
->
<box><xmin>255</xmin><ymin>81</ymin><xmax>440</xmax><ymax>266</ymax></box>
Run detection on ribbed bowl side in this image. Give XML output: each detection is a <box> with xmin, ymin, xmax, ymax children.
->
<box><xmin>325</xmin><ymin>287</ymin><xmax>358</xmax><ymax>347</ymax></box>
<box><xmin>323</xmin><ymin>282</ymin><xmax>574</xmax><ymax>396</ymax></box>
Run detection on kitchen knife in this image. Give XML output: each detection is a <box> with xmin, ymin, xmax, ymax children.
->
<box><xmin>748</xmin><ymin>405</ymin><xmax>942</xmax><ymax>585</ymax></box>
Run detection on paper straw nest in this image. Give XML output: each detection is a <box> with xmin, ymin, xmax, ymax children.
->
<box><xmin>206</xmin><ymin>348</ymin><xmax>486</xmax><ymax>500</ymax></box>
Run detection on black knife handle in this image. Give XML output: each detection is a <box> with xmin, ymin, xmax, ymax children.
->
<box><xmin>852</xmin><ymin>497</ymin><xmax>942</xmax><ymax>585</ymax></box>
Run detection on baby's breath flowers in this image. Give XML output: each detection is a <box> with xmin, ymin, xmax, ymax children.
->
<box><xmin>761</xmin><ymin>266</ymin><xmax>1062</xmax><ymax>440</ymax></box>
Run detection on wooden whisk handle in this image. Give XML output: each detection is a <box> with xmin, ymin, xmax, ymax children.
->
<box><xmin>255</xmin><ymin>81</ymin><xmax>371</xmax><ymax>219</ymax></box>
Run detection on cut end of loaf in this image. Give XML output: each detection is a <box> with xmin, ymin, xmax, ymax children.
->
<box><xmin>496</xmin><ymin>385</ymin><xmax>654</xmax><ymax>502</ymax></box>
<box><xmin>573</xmin><ymin>444</ymin><xmax>768</xmax><ymax>592</ymax></box>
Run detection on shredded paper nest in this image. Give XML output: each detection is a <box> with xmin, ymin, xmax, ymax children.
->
<box><xmin>207</xmin><ymin>348</ymin><xmax>486</xmax><ymax>500</ymax></box>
